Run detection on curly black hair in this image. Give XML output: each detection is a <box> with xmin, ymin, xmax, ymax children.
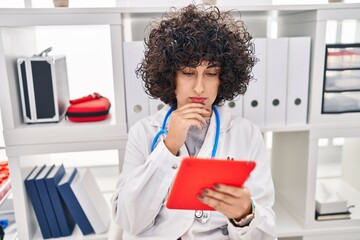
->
<box><xmin>136</xmin><ymin>4</ymin><xmax>256</xmax><ymax>107</ymax></box>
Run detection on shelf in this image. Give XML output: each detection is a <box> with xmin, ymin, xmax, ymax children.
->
<box><xmin>274</xmin><ymin>201</ymin><xmax>303</xmax><ymax>238</ymax></box>
<box><xmin>261</xmin><ymin>125</ymin><xmax>310</xmax><ymax>132</ymax></box>
<box><xmin>2</xmin><ymin>121</ymin><xmax>327</xmax><ymax>150</ymax></box>
<box><xmin>0</xmin><ymin>17</ymin><xmax>126</xmax><ymax>139</ymax></box>
<box><xmin>0</xmin><ymin>9</ymin><xmax>121</xmax><ymax>26</ymax></box>
<box><xmin>33</xmin><ymin>225</ymin><xmax>108</xmax><ymax>240</ymax></box>
<box><xmin>309</xmin><ymin>125</ymin><xmax>360</xmax><ymax>139</ymax></box>
<box><xmin>2</xmin><ymin>109</ymin><xmax>127</xmax><ymax>147</ymax></box>
<box><xmin>0</xmin><ymin>3</ymin><xmax>359</xmax><ymax>16</ymax></box>
<box><xmin>33</xmin><ymin>193</ymin><xmax>115</xmax><ymax>240</ymax></box>
<box><xmin>6</xmin><ymin>121</ymin><xmax>360</xmax><ymax>158</ymax></box>
<box><xmin>262</xmin><ymin>123</ymin><xmax>360</xmax><ymax>133</ymax></box>
<box><xmin>26</xmin><ymin>167</ymin><xmax>116</xmax><ymax>240</ymax></box>
<box><xmin>63</xmin><ymin>3</ymin><xmax>360</xmax><ymax>11</ymax></box>
<box><xmin>11</xmin><ymin>120</ymin><xmax>355</xmax><ymax>151</ymax></box>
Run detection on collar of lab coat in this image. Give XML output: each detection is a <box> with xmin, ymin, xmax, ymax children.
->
<box><xmin>149</xmin><ymin>104</ymin><xmax>233</xmax><ymax>133</ymax></box>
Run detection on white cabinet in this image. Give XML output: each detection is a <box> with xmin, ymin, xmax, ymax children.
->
<box><xmin>1</xmin><ymin>4</ymin><xmax>360</xmax><ymax>240</ymax></box>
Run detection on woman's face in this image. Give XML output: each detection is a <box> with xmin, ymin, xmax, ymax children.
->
<box><xmin>175</xmin><ymin>61</ymin><xmax>220</xmax><ymax>115</ymax></box>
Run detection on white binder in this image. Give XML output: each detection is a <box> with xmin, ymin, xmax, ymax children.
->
<box><xmin>123</xmin><ymin>41</ymin><xmax>150</xmax><ymax>129</ymax></box>
<box><xmin>265</xmin><ymin>38</ymin><xmax>288</xmax><ymax>127</ymax></box>
<box><xmin>71</xmin><ymin>169</ymin><xmax>110</xmax><ymax>234</ymax></box>
<box><xmin>224</xmin><ymin>95</ymin><xmax>243</xmax><ymax>118</ymax></box>
<box><xmin>286</xmin><ymin>37</ymin><xmax>311</xmax><ymax>125</ymax></box>
<box><xmin>243</xmin><ymin>38</ymin><xmax>266</xmax><ymax>127</ymax></box>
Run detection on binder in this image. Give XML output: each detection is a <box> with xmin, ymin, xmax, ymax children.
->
<box><xmin>286</xmin><ymin>37</ymin><xmax>311</xmax><ymax>125</ymax></box>
<box><xmin>24</xmin><ymin>165</ymin><xmax>52</xmax><ymax>239</ymax></box>
<box><xmin>224</xmin><ymin>95</ymin><xmax>243</xmax><ymax>118</ymax></box>
<box><xmin>70</xmin><ymin>169</ymin><xmax>110</xmax><ymax>234</ymax></box>
<box><xmin>45</xmin><ymin>164</ymin><xmax>75</xmax><ymax>237</ymax></box>
<box><xmin>243</xmin><ymin>38</ymin><xmax>266</xmax><ymax>127</ymax></box>
<box><xmin>57</xmin><ymin>168</ymin><xmax>94</xmax><ymax>235</ymax></box>
<box><xmin>123</xmin><ymin>41</ymin><xmax>150</xmax><ymax>129</ymax></box>
<box><xmin>265</xmin><ymin>38</ymin><xmax>288</xmax><ymax>127</ymax></box>
<box><xmin>34</xmin><ymin>164</ymin><xmax>62</xmax><ymax>238</ymax></box>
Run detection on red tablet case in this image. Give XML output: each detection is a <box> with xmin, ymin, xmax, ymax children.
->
<box><xmin>66</xmin><ymin>93</ymin><xmax>111</xmax><ymax>122</ymax></box>
<box><xmin>166</xmin><ymin>157</ymin><xmax>256</xmax><ymax>211</ymax></box>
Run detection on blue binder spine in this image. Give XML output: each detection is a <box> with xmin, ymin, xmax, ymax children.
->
<box><xmin>45</xmin><ymin>165</ymin><xmax>75</xmax><ymax>237</ymax></box>
<box><xmin>57</xmin><ymin>168</ymin><xmax>94</xmax><ymax>235</ymax></box>
<box><xmin>35</xmin><ymin>165</ymin><xmax>61</xmax><ymax>237</ymax></box>
<box><xmin>24</xmin><ymin>165</ymin><xmax>52</xmax><ymax>239</ymax></box>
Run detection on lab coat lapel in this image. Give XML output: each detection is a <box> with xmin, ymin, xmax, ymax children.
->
<box><xmin>150</xmin><ymin>105</ymin><xmax>171</xmax><ymax>129</ymax></box>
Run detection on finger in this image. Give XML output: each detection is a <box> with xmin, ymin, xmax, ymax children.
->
<box><xmin>188</xmin><ymin>119</ymin><xmax>203</xmax><ymax>130</ymax></box>
<box><xmin>177</xmin><ymin>105</ymin><xmax>212</xmax><ymax>116</ymax></box>
<box><xmin>177</xmin><ymin>107</ymin><xmax>210</xmax><ymax>116</ymax></box>
<box><xmin>213</xmin><ymin>184</ymin><xmax>247</xmax><ymax>198</ymax></box>
<box><xmin>182</xmin><ymin>113</ymin><xmax>207</xmax><ymax>125</ymax></box>
<box><xmin>198</xmin><ymin>194</ymin><xmax>226</xmax><ymax>211</ymax></box>
<box><xmin>201</xmin><ymin>188</ymin><xmax>237</xmax><ymax>205</ymax></box>
<box><xmin>177</xmin><ymin>103</ymin><xmax>208</xmax><ymax>110</ymax></box>
<box><xmin>198</xmin><ymin>194</ymin><xmax>244</xmax><ymax>219</ymax></box>
<box><xmin>171</xmin><ymin>108</ymin><xmax>208</xmax><ymax>123</ymax></box>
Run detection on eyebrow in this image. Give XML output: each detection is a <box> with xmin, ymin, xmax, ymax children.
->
<box><xmin>207</xmin><ymin>64</ymin><xmax>220</xmax><ymax>69</ymax></box>
<box><xmin>180</xmin><ymin>63</ymin><xmax>220</xmax><ymax>70</ymax></box>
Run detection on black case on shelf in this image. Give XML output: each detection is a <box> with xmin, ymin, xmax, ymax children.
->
<box><xmin>17</xmin><ymin>47</ymin><xmax>69</xmax><ymax>123</ymax></box>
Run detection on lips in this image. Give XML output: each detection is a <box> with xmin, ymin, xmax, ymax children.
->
<box><xmin>190</xmin><ymin>97</ymin><xmax>207</xmax><ymax>104</ymax></box>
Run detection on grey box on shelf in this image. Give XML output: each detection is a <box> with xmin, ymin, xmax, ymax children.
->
<box><xmin>17</xmin><ymin>48</ymin><xmax>69</xmax><ymax>124</ymax></box>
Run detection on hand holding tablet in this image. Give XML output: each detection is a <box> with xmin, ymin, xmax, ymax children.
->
<box><xmin>166</xmin><ymin>157</ymin><xmax>256</xmax><ymax>211</ymax></box>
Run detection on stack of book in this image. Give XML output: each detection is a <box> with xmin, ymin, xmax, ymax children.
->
<box><xmin>24</xmin><ymin>164</ymin><xmax>110</xmax><ymax>239</ymax></box>
<box><xmin>315</xmin><ymin>182</ymin><xmax>351</xmax><ymax>221</ymax></box>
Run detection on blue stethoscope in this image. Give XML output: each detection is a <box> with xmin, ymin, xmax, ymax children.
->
<box><xmin>151</xmin><ymin>105</ymin><xmax>220</xmax><ymax>158</ymax></box>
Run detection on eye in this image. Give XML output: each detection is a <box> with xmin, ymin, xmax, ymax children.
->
<box><xmin>182</xmin><ymin>71</ymin><xmax>194</xmax><ymax>77</ymax></box>
<box><xmin>206</xmin><ymin>72</ymin><xmax>219</xmax><ymax>77</ymax></box>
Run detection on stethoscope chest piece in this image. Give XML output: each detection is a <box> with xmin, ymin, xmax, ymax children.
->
<box><xmin>195</xmin><ymin>210</ymin><xmax>211</xmax><ymax>223</ymax></box>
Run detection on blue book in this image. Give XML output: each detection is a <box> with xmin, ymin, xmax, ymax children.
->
<box><xmin>57</xmin><ymin>168</ymin><xmax>94</xmax><ymax>235</ymax></box>
<box><xmin>45</xmin><ymin>164</ymin><xmax>75</xmax><ymax>237</ymax></box>
<box><xmin>35</xmin><ymin>164</ymin><xmax>61</xmax><ymax>238</ymax></box>
<box><xmin>24</xmin><ymin>165</ymin><xmax>52</xmax><ymax>239</ymax></box>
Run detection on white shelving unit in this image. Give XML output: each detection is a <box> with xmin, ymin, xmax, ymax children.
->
<box><xmin>1</xmin><ymin>3</ymin><xmax>360</xmax><ymax>240</ymax></box>
<box><xmin>0</xmin><ymin>8</ymin><xmax>127</xmax><ymax>240</ymax></box>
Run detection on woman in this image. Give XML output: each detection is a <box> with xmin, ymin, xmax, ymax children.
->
<box><xmin>112</xmin><ymin>4</ymin><xmax>276</xmax><ymax>240</ymax></box>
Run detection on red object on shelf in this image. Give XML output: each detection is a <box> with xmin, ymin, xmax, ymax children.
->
<box><xmin>66</xmin><ymin>92</ymin><xmax>111</xmax><ymax>122</ymax></box>
<box><xmin>0</xmin><ymin>161</ymin><xmax>8</xmax><ymax>167</ymax></box>
<box><xmin>0</xmin><ymin>161</ymin><xmax>11</xmax><ymax>201</ymax></box>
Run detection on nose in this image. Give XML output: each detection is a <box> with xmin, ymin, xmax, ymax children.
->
<box><xmin>193</xmin><ymin>75</ymin><xmax>204</xmax><ymax>94</ymax></box>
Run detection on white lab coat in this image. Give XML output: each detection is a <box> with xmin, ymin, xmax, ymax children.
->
<box><xmin>112</xmin><ymin>105</ymin><xmax>276</xmax><ymax>240</ymax></box>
